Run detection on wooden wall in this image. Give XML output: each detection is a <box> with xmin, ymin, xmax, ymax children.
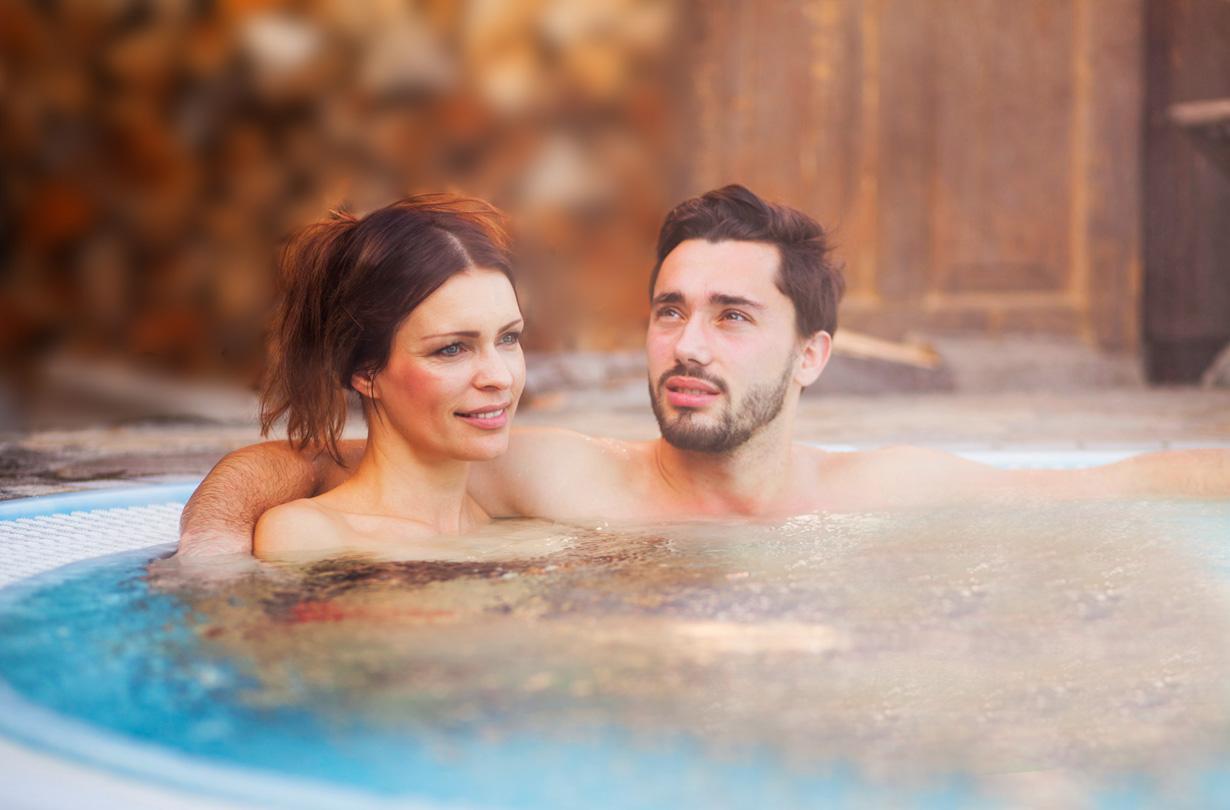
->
<box><xmin>16</xmin><ymin>0</ymin><xmax>1220</xmax><ymax>383</ymax></box>
<box><xmin>671</xmin><ymin>0</ymin><xmax>1143</xmax><ymax>351</ymax></box>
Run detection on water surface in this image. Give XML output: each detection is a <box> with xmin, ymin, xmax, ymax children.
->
<box><xmin>2</xmin><ymin>500</ymin><xmax>1230</xmax><ymax>807</ymax></box>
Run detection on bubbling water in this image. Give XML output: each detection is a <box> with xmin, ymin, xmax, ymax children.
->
<box><xmin>170</xmin><ymin>499</ymin><xmax>1230</xmax><ymax>793</ymax></box>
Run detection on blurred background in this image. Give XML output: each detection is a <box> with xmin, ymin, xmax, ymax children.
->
<box><xmin>2</xmin><ymin>0</ymin><xmax>1229</xmax><ymax>432</ymax></box>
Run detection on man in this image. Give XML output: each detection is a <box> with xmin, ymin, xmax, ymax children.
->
<box><xmin>178</xmin><ymin>185</ymin><xmax>1229</xmax><ymax>555</ymax></box>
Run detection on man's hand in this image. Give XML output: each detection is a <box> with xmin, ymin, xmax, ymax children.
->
<box><xmin>148</xmin><ymin>547</ymin><xmax>264</xmax><ymax>587</ymax></box>
<box><xmin>176</xmin><ymin>439</ymin><xmax>362</xmax><ymax>556</ymax></box>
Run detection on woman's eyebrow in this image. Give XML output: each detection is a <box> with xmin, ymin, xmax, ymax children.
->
<box><xmin>422</xmin><ymin>319</ymin><xmax>524</xmax><ymax>340</ymax></box>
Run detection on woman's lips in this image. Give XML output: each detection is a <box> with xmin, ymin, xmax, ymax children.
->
<box><xmin>664</xmin><ymin>376</ymin><xmax>720</xmax><ymax>409</ymax></box>
<box><xmin>456</xmin><ymin>404</ymin><xmax>510</xmax><ymax>430</ymax></box>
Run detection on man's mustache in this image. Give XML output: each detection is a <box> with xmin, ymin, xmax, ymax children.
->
<box><xmin>655</xmin><ymin>364</ymin><xmax>728</xmax><ymax>395</ymax></box>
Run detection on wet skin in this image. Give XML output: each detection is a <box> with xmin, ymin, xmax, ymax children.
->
<box><xmin>457</xmin><ymin>243</ymin><xmax>1227</xmax><ymax>523</ymax></box>
<box><xmin>253</xmin><ymin>268</ymin><xmax>526</xmax><ymax>560</ymax></box>
<box><xmin>182</xmin><ymin>240</ymin><xmax>1230</xmax><ymax>557</ymax></box>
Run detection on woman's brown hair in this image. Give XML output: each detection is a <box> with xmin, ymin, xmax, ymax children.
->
<box><xmin>260</xmin><ymin>193</ymin><xmax>513</xmax><ymax>464</ymax></box>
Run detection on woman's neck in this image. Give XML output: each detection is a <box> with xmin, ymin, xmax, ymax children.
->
<box><xmin>328</xmin><ymin>425</ymin><xmax>475</xmax><ymax>533</ymax></box>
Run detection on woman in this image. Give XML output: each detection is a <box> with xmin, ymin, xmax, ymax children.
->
<box><xmin>253</xmin><ymin>194</ymin><xmax>525</xmax><ymax>560</ymax></box>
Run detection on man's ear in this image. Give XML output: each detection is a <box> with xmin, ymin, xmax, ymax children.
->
<box><xmin>795</xmin><ymin>330</ymin><xmax>832</xmax><ymax>388</ymax></box>
<box><xmin>350</xmin><ymin>369</ymin><xmax>378</xmax><ymax>400</ymax></box>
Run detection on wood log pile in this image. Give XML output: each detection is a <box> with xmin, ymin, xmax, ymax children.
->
<box><xmin>1</xmin><ymin>0</ymin><xmax>678</xmax><ymax>394</ymax></box>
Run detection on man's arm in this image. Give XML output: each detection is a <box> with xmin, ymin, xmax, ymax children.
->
<box><xmin>176</xmin><ymin>439</ymin><xmax>364</xmax><ymax>557</ymax></box>
<box><xmin>1055</xmin><ymin>448</ymin><xmax>1230</xmax><ymax>500</ymax></box>
<box><xmin>873</xmin><ymin>446</ymin><xmax>1230</xmax><ymax>503</ymax></box>
<box><xmin>841</xmin><ymin>446</ymin><xmax>1230</xmax><ymax>511</ymax></box>
<box><xmin>181</xmin><ymin>425</ymin><xmax>611</xmax><ymax>557</ymax></box>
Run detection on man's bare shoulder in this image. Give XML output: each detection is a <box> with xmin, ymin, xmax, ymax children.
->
<box><xmin>511</xmin><ymin>426</ymin><xmax>631</xmax><ymax>456</ymax></box>
<box><xmin>253</xmin><ymin>499</ymin><xmax>344</xmax><ymax>559</ymax></box>
<box><xmin>801</xmin><ymin>444</ymin><xmax>1001</xmax><ymax>509</ymax></box>
<box><xmin>809</xmin><ymin>444</ymin><xmax>988</xmax><ymax>474</ymax></box>
<box><xmin>483</xmin><ymin>426</ymin><xmax>638</xmax><ymax>479</ymax></box>
<box><xmin>470</xmin><ymin>427</ymin><xmax>644</xmax><ymax>518</ymax></box>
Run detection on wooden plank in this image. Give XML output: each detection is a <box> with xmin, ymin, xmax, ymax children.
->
<box><xmin>670</xmin><ymin>0</ymin><xmax>1146</xmax><ymax>352</ymax></box>
<box><xmin>675</xmin><ymin>0</ymin><xmax>862</xmax><ymax>233</ymax></box>
<box><xmin>1081</xmin><ymin>0</ymin><xmax>1143</xmax><ymax>351</ymax></box>
<box><xmin>875</xmin><ymin>0</ymin><xmax>935</xmax><ymax>303</ymax></box>
<box><xmin>1170</xmin><ymin>98</ymin><xmax>1230</xmax><ymax>177</ymax></box>
<box><xmin>930</xmin><ymin>0</ymin><xmax>1074</xmax><ymax>296</ymax></box>
<box><xmin>833</xmin><ymin>329</ymin><xmax>941</xmax><ymax>369</ymax></box>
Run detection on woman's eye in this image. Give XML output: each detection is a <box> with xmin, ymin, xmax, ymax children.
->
<box><xmin>499</xmin><ymin>331</ymin><xmax>522</xmax><ymax>346</ymax></box>
<box><xmin>436</xmin><ymin>342</ymin><xmax>465</xmax><ymax>357</ymax></box>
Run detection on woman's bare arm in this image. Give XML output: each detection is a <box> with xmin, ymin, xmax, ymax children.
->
<box><xmin>176</xmin><ymin>439</ymin><xmax>364</xmax><ymax>557</ymax></box>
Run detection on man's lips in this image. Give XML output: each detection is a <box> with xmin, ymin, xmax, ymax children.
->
<box><xmin>455</xmin><ymin>402</ymin><xmax>512</xmax><ymax>429</ymax></box>
<box><xmin>664</xmin><ymin>376</ymin><xmax>721</xmax><ymax>409</ymax></box>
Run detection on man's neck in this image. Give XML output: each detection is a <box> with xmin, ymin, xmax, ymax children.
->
<box><xmin>650</xmin><ymin>418</ymin><xmax>799</xmax><ymax>517</ymax></box>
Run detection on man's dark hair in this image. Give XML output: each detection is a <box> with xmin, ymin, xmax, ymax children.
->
<box><xmin>649</xmin><ymin>184</ymin><xmax>845</xmax><ymax>337</ymax></box>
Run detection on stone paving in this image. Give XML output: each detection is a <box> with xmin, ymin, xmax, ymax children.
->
<box><xmin>2</xmin><ymin>389</ymin><xmax>1228</xmax><ymax>501</ymax></box>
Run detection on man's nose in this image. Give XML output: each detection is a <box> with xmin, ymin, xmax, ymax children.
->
<box><xmin>673</xmin><ymin>315</ymin><xmax>712</xmax><ymax>366</ymax></box>
<box><xmin>474</xmin><ymin>347</ymin><xmax>514</xmax><ymax>390</ymax></box>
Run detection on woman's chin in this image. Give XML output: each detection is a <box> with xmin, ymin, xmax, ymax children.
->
<box><xmin>454</xmin><ymin>434</ymin><xmax>511</xmax><ymax>461</ymax></box>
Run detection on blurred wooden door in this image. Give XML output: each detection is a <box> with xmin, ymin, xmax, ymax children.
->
<box><xmin>674</xmin><ymin>0</ymin><xmax>1142</xmax><ymax>351</ymax></box>
<box><xmin>1144</xmin><ymin>0</ymin><xmax>1230</xmax><ymax>382</ymax></box>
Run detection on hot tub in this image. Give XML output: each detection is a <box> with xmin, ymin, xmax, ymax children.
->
<box><xmin>2</xmin><ymin>451</ymin><xmax>1229</xmax><ymax>809</ymax></box>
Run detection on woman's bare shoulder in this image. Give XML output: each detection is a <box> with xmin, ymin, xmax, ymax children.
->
<box><xmin>253</xmin><ymin>498</ymin><xmax>345</xmax><ymax>559</ymax></box>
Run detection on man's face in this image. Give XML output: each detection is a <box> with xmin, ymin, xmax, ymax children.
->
<box><xmin>646</xmin><ymin>239</ymin><xmax>801</xmax><ymax>453</ymax></box>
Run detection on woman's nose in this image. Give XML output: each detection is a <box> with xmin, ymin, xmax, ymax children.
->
<box><xmin>474</xmin><ymin>347</ymin><xmax>514</xmax><ymax>390</ymax></box>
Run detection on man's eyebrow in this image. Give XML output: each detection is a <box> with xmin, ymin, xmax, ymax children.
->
<box><xmin>651</xmin><ymin>291</ymin><xmax>765</xmax><ymax>309</ymax></box>
<box><xmin>422</xmin><ymin>318</ymin><xmax>524</xmax><ymax>340</ymax></box>
<box><xmin>711</xmin><ymin>293</ymin><xmax>764</xmax><ymax>309</ymax></box>
<box><xmin>651</xmin><ymin>291</ymin><xmax>684</xmax><ymax>306</ymax></box>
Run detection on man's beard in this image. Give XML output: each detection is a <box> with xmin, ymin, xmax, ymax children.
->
<box><xmin>649</xmin><ymin>360</ymin><xmax>793</xmax><ymax>454</ymax></box>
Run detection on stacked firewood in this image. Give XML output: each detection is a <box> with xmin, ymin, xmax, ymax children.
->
<box><xmin>1</xmin><ymin>0</ymin><xmax>677</xmax><ymax>390</ymax></box>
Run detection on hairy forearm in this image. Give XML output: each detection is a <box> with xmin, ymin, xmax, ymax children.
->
<box><xmin>1104</xmin><ymin>448</ymin><xmax>1230</xmax><ymax>499</ymax></box>
<box><xmin>1009</xmin><ymin>448</ymin><xmax>1230</xmax><ymax>501</ymax></box>
<box><xmin>177</xmin><ymin>441</ymin><xmax>324</xmax><ymax>557</ymax></box>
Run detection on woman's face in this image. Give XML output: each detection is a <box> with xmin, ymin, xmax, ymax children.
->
<box><xmin>361</xmin><ymin>268</ymin><xmax>525</xmax><ymax>462</ymax></box>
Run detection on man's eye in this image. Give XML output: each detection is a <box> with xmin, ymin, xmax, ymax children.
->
<box><xmin>656</xmin><ymin>307</ymin><xmax>682</xmax><ymax>319</ymax></box>
<box><xmin>436</xmin><ymin>342</ymin><xmax>465</xmax><ymax>357</ymax></box>
<box><xmin>499</xmin><ymin>331</ymin><xmax>522</xmax><ymax>346</ymax></box>
<box><xmin>722</xmin><ymin>310</ymin><xmax>750</xmax><ymax>322</ymax></box>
